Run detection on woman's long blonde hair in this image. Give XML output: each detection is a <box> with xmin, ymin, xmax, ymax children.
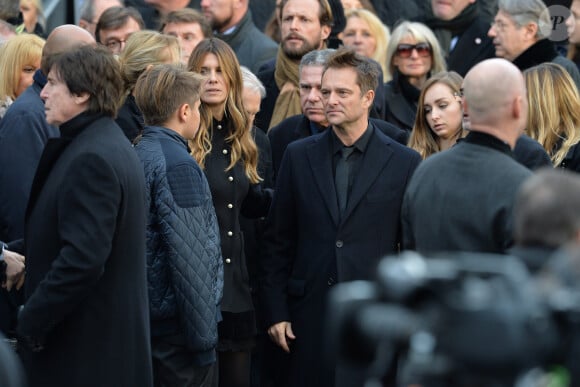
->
<box><xmin>187</xmin><ymin>38</ymin><xmax>260</xmax><ymax>183</ymax></box>
<box><xmin>408</xmin><ymin>71</ymin><xmax>465</xmax><ymax>159</ymax></box>
<box><xmin>524</xmin><ymin>63</ymin><xmax>580</xmax><ymax>166</ymax></box>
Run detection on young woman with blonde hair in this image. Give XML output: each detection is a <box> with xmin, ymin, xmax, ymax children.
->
<box><xmin>188</xmin><ymin>38</ymin><xmax>271</xmax><ymax>387</ymax></box>
<box><xmin>408</xmin><ymin>71</ymin><xmax>465</xmax><ymax>159</ymax></box>
<box><xmin>524</xmin><ymin>63</ymin><xmax>580</xmax><ymax>171</ymax></box>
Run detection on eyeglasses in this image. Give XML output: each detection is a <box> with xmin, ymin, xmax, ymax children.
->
<box><xmin>105</xmin><ymin>39</ymin><xmax>127</xmax><ymax>52</ymax></box>
<box><xmin>395</xmin><ymin>42</ymin><xmax>432</xmax><ymax>58</ymax></box>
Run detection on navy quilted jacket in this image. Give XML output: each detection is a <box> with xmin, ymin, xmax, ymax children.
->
<box><xmin>134</xmin><ymin>126</ymin><xmax>223</xmax><ymax>361</ymax></box>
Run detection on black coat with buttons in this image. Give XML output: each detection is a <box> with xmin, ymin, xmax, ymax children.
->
<box><xmin>204</xmin><ymin>118</ymin><xmax>272</xmax><ymax>339</ymax></box>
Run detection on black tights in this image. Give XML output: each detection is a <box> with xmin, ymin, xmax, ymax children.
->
<box><xmin>218</xmin><ymin>350</ymin><xmax>251</xmax><ymax>387</ymax></box>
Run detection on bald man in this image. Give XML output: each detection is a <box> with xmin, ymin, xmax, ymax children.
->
<box><xmin>401</xmin><ymin>58</ymin><xmax>533</xmax><ymax>254</ymax></box>
<box><xmin>0</xmin><ymin>25</ymin><xmax>95</xmax><ymax>336</ymax></box>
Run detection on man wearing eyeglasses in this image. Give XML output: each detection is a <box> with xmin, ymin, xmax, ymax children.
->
<box><xmin>95</xmin><ymin>5</ymin><xmax>144</xmax><ymax>55</ymax></box>
<box><xmin>425</xmin><ymin>0</ymin><xmax>495</xmax><ymax>76</ymax></box>
<box><xmin>488</xmin><ymin>0</ymin><xmax>580</xmax><ymax>90</ymax></box>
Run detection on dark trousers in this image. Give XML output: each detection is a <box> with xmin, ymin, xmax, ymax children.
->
<box><xmin>152</xmin><ymin>333</ymin><xmax>217</xmax><ymax>387</ymax></box>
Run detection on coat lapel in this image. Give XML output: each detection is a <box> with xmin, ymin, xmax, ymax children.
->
<box><xmin>342</xmin><ymin>129</ymin><xmax>393</xmax><ymax>222</ymax></box>
<box><xmin>306</xmin><ymin>130</ymin><xmax>340</xmax><ymax>225</ymax></box>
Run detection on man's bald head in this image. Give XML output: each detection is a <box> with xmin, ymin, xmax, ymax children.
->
<box><xmin>41</xmin><ymin>25</ymin><xmax>96</xmax><ymax>75</ymax></box>
<box><xmin>463</xmin><ymin>58</ymin><xmax>527</xmax><ymax>146</ymax></box>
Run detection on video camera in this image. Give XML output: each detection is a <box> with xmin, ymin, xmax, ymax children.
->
<box><xmin>327</xmin><ymin>251</ymin><xmax>580</xmax><ymax>387</ymax></box>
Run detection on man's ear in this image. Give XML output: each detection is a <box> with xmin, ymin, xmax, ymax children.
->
<box><xmin>78</xmin><ymin>19</ymin><xmax>89</xmax><ymax>31</ymax></box>
<box><xmin>74</xmin><ymin>92</ymin><xmax>90</xmax><ymax>106</ymax></box>
<box><xmin>524</xmin><ymin>21</ymin><xmax>538</xmax><ymax>41</ymax></box>
<box><xmin>462</xmin><ymin>98</ymin><xmax>470</xmax><ymax>115</ymax></box>
<box><xmin>362</xmin><ymin>89</ymin><xmax>374</xmax><ymax>110</ymax></box>
<box><xmin>512</xmin><ymin>95</ymin><xmax>523</xmax><ymax>119</ymax></box>
<box><xmin>321</xmin><ymin>24</ymin><xmax>331</xmax><ymax>43</ymax></box>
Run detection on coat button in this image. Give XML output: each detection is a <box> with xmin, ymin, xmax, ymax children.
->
<box><xmin>227</xmin><ymin>231</ymin><xmax>233</xmax><ymax>237</ymax></box>
<box><xmin>225</xmin><ymin>258</ymin><xmax>231</xmax><ymax>264</ymax></box>
<box><xmin>222</xmin><ymin>149</ymin><xmax>228</xmax><ymax>154</ymax></box>
<box><xmin>228</xmin><ymin>176</ymin><xmax>234</xmax><ymax>181</ymax></box>
<box><xmin>227</xmin><ymin>203</ymin><xmax>233</xmax><ymax>209</ymax></box>
<box><xmin>327</xmin><ymin>277</ymin><xmax>336</xmax><ymax>286</ymax></box>
<box><xmin>336</xmin><ymin>240</ymin><xmax>343</xmax><ymax>248</ymax></box>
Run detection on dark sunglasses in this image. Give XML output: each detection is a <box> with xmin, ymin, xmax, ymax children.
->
<box><xmin>395</xmin><ymin>42</ymin><xmax>432</xmax><ymax>58</ymax></box>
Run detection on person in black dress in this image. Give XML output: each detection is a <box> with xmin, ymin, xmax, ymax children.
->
<box><xmin>188</xmin><ymin>38</ymin><xmax>272</xmax><ymax>387</ymax></box>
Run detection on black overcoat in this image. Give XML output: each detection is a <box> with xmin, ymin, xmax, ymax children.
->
<box><xmin>16</xmin><ymin>113</ymin><xmax>153</xmax><ymax>387</ymax></box>
<box><xmin>260</xmin><ymin>124</ymin><xmax>421</xmax><ymax>386</ymax></box>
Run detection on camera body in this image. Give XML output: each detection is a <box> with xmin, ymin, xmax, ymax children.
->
<box><xmin>327</xmin><ymin>251</ymin><xmax>580</xmax><ymax>386</ymax></box>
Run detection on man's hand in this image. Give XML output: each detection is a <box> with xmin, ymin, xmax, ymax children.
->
<box><xmin>3</xmin><ymin>250</ymin><xmax>25</xmax><ymax>291</ymax></box>
<box><xmin>267</xmin><ymin>321</ymin><xmax>295</xmax><ymax>353</ymax></box>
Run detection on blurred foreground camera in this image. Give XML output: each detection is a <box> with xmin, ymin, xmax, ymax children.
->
<box><xmin>327</xmin><ymin>251</ymin><xmax>580</xmax><ymax>387</ymax></box>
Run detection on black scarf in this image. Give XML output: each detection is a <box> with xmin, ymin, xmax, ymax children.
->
<box><xmin>512</xmin><ymin>39</ymin><xmax>558</xmax><ymax>71</ymax></box>
<box><xmin>394</xmin><ymin>69</ymin><xmax>421</xmax><ymax>108</ymax></box>
<box><xmin>425</xmin><ymin>2</ymin><xmax>479</xmax><ymax>53</ymax></box>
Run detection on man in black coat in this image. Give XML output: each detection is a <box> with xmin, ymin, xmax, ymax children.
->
<box><xmin>402</xmin><ymin>58</ymin><xmax>532</xmax><ymax>255</ymax></box>
<box><xmin>268</xmin><ymin>49</ymin><xmax>408</xmax><ymax>182</ymax></box>
<box><xmin>0</xmin><ymin>24</ymin><xmax>95</xmax><ymax>337</ymax></box>
<box><xmin>488</xmin><ymin>0</ymin><xmax>580</xmax><ymax>89</ymax></box>
<box><xmin>261</xmin><ymin>49</ymin><xmax>421</xmax><ymax>387</ymax></box>
<box><xmin>15</xmin><ymin>46</ymin><xmax>153</xmax><ymax>387</ymax></box>
<box><xmin>425</xmin><ymin>0</ymin><xmax>496</xmax><ymax>76</ymax></box>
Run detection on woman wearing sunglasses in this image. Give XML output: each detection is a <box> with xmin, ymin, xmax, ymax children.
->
<box><xmin>383</xmin><ymin>21</ymin><xmax>446</xmax><ymax>131</ymax></box>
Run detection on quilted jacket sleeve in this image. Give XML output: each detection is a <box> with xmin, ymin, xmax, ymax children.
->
<box><xmin>162</xmin><ymin>161</ymin><xmax>223</xmax><ymax>352</ymax></box>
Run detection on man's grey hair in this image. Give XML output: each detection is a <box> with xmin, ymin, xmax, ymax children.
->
<box><xmin>498</xmin><ymin>0</ymin><xmax>551</xmax><ymax>39</ymax></box>
<box><xmin>299</xmin><ymin>49</ymin><xmax>336</xmax><ymax>73</ymax></box>
<box><xmin>241</xmin><ymin>66</ymin><xmax>266</xmax><ymax>98</ymax></box>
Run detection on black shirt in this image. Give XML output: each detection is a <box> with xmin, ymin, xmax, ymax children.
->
<box><xmin>331</xmin><ymin>123</ymin><xmax>374</xmax><ymax>200</ymax></box>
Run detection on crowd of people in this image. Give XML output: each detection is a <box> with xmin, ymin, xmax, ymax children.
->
<box><xmin>2</xmin><ymin>0</ymin><xmax>580</xmax><ymax>386</ymax></box>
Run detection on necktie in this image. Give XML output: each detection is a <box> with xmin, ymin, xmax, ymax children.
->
<box><xmin>335</xmin><ymin>146</ymin><xmax>355</xmax><ymax>214</ymax></box>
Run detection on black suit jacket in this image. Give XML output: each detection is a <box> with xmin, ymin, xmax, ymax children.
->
<box><xmin>17</xmin><ymin>114</ymin><xmax>152</xmax><ymax>387</ymax></box>
<box><xmin>268</xmin><ymin>114</ymin><xmax>409</xmax><ymax>182</ymax></box>
<box><xmin>260</xmin><ymin>123</ymin><xmax>421</xmax><ymax>387</ymax></box>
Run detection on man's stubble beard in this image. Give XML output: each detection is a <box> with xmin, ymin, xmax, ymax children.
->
<box><xmin>282</xmin><ymin>37</ymin><xmax>320</xmax><ymax>60</ymax></box>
